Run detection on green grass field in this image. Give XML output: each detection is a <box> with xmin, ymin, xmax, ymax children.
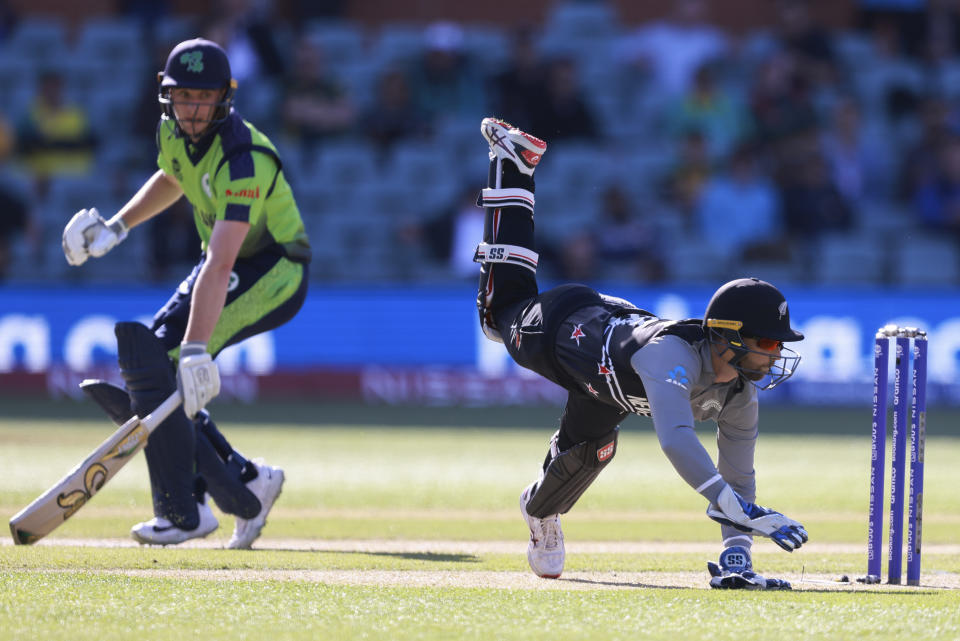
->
<box><xmin>2</xmin><ymin>402</ymin><xmax>959</xmax><ymax>641</ymax></box>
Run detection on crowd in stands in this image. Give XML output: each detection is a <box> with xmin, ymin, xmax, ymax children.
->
<box><xmin>2</xmin><ymin>0</ymin><xmax>960</xmax><ymax>286</ymax></box>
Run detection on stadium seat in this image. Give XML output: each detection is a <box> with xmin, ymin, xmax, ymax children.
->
<box><xmin>305</xmin><ymin>20</ymin><xmax>367</xmax><ymax>65</ymax></box>
<box><xmin>892</xmin><ymin>234</ymin><xmax>960</xmax><ymax>286</ymax></box>
<box><xmin>76</xmin><ymin>18</ymin><xmax>144</xmax><ymax>66</ymax></box>
<box><xmin>372</xmin><ymin>24</ymin><xmax>424</xmax><ymax>66</ymax></box>
<box><xmin>663</xmin><ymin>238</ymin><xmax>733</xmax><ymax>284</ymax></box>
<box><xmin>384</xmin><ymin>141</ymin><xmax>459</xmax><ymax>210</ymax></box>
<box><xmin>312</xmin><ymin>141</ymin><xmax>380</xmax><ymax>187</ymax></box>
<box><xmin>543</xmin><ymin>1</ymin><xmax>619</xmax><ymax>40</ymax></box>
<box><xmin>6</xmin><ymin>17</ymin><xmax>69</xmax><ymax>66</ymax></box>
<box><xmin>812</xmin><ymin>233</ymin><xmax>886</xmax><ymax>285</ymax></box>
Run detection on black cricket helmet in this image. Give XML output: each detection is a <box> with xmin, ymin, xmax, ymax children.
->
<box><xmin>157</xmin><ymin>38</ymin><xmax>237</xmax><ymax>139</ymax></box>
<box><xmin>703</xmin><ymin>277</ymin><xmax>803</xmax><ymax>390</ymax></box>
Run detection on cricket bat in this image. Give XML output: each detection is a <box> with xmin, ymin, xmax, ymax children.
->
<box><xmin>9</xmin><ymin>391</ymin><xmax>182</xmax><ymax>545</ymax></box>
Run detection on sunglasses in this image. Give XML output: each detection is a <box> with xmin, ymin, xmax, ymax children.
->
<box><xmin>753</xmin><ymin>337</ymin><xmax>784</xmax><ymax>352</ymax></box>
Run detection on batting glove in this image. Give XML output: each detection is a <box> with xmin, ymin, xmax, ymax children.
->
<box><xmin>62</xmin><ymin>208</ymin><xmax>128</xmax><ymax>266</ymax></box>
<box><xmin>177</xmin><ymin>342</ymin><xmax>220</xmax><ymax>418</ymax></box>
<box><xmin>706</xmin><ymin>485</ymin><xmax>808</xmax><ymax>552</ymax></box>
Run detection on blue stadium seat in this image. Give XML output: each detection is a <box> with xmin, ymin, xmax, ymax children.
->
<box><xmin>312</xmin><ymin>141</ymin><xmax>380</xmax><ymax>186</ymax></box>
<box><xmin>305</xmin><ymin>20</ymin><xmax>367</xmax><ymax>65</ymax></box>
<box><xmin>543</xmin><ymin>1</ymin><xmax>619</xmax><ymax>40</ymax></box>
<box><xmin>372</xmin><ymin>24</ymin><xmax>424</xmax><ymax>66</ymax></box>
<box><xmin>892</xmin><ymin>234</ymin><xmax>960</xmax><ymax>286</ymax></box>
<box><xmin>663</xmin><ymin>238</ymin><xmax>732</xmax><ymax>284</ymax></box>
<box><xmin>6</xmin><ymin>17</ymin><xmax>69</xmax><ymax>66</ymax></box>
<box><xmin>812</xmin><ymin>233</ymin><xmax>886</xmax><ymax>284</ymax></box>
<box><xmin>384</xmin><ymin>141</ymin><xmax>459</xmax><ymax>210</ymax></box>
<box><xmin>76</xmin><ymin>18</ymin><xmax>144</xmax><ymax>67</ymax></box>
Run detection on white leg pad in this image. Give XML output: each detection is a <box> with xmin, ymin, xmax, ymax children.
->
<box><xmin>474</xmin><ymin>242</ymin><xmax>538</xmax><ymax>273</ymax></box>
<box><xmin>481</xmin><ymin>187</ymin><xmax>535</xmax><ymax>213</ymax></box>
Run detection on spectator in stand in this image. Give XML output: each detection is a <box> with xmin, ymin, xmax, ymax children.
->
<box><xmin>781</xmin><ymin>151</ymin><xmax>855</xmax><ymax>241</ymax></box>
<box><xmin>695</xmin><ymin>143</ymin><xmax>783</xmax><ymax>264</ymax></box>
<box><xmin>668</xmin><ymin>63</ymin><xmax>751</xmax><ymax>160</ymax></box>
<box><xmin>899</xmin><ymin>95</ymin><xmax>959</xmax><ymax>200</ymax></box>
<box><xmin>912</xmin><ymin>134</ymin><xmax>960</xmax><ymax>241</ymax></box>
<box><xmin>749</xmin><ymin>51</ymin><xmax>819</xmax><ymax>146</ymax></box>
<box><xmin>820</xmin><ymin>95</ymin><xmax>894</xmax><ymax>203</ymax></box>
<box><xmin>488</xmin><ymin>25</ymin><xmax>546</xmax><ymax>134</ymax></box>
<box><xmin>776</xmin><ymin>0</ymin><xmax>837</xmax><ymax>84</ymax></box>
<box><xmin>361</xmin><ymin>68</ymin><xmax>430</xmax><ymax>157</ymax></box>
<box><xmin>528</xmin><ymin>56</ymin><xmax>599</xmax><ymax>141</ymax></box>
<box><xmin>280</xmin><ymin>35</ymin><xmax>357</xmax><ymax>152</ymax></box>
<box><xmin>202</xmin><ymin>0</ymin><xmax>285</xmax><ymax>124</ymax></box>
<box><xmin>589</xmin><ymin>183</ymin><xmax>665</xmax><ymax>282</ymax></box>
<box><xmin>0</xmin><ymin>115</ymin><xmax>36</xmax><ymax>280</ymax></box>
<box><xmin>617</xmin><ymin>0</ymin><xmax>729</xmax><ymax>97</ymax></box>
<box><xmin>408</xmin><ymin>184</ymin><xmax>487</xmax><ymax>279</ymax></box>
<box><xmin>661</xmin><ymin>129</ymin><xmax>714</xmax><ymax>227</ymax></box>
<box><xmin>16</xmin><ymin>70</ymin><xmax>98</xmax><ymax>180</ymax></box>
<box><xmin>407</xmin><ymin>22</ymin><xmax>484</xmax><ymax>126</ymax></box>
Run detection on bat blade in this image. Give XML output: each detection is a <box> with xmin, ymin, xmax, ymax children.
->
<box><xmin>9</xmin><ymin>392</ymin><xmax>181</xmax><ymax>544</ymax></box>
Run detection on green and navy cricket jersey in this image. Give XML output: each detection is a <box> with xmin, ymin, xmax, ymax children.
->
<box><xmin>156</xmin><ymin>111</ymin><xmax>310</xmax><ymax>262</ymax></box>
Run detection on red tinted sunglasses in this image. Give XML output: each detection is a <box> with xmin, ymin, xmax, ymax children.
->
<box><xmin>753</xmin><ymin>337</ymin><xmax>784</xmax><ymax>352</ymax></box>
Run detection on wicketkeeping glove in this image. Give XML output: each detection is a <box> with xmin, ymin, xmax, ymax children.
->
<box><xmin>707</xmin><ymin>545</ymin><xmax>792</xmax><ymax>590</ymax></box>
<box><xmin>706</xmin><ymin>485</ymin><xmax>808</xmax><ymax>552</ymax></box>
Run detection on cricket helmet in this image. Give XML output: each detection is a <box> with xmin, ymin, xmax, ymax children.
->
<box><xmin>703</xmin><ymin>277</ymin><xmax>803</xmax><ymax>389</ymax></box>
<box><xmin>157</xmin><ymin>38</ymin><xmax>237</xmax><ymax>139</ymax></box>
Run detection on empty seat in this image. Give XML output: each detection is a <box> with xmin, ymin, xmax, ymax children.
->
<box><xmin>7</xmin><ymin>17</ymin><xmax>69</xmax><ymax>65</ymax></box>
<box><xmin>305</xmin><ymin>20</ymin><xmax>367</xmax><ymax>65</ymax></box>
<box><xmin>312</xmin><ymin>141</ymin><xmax>380</xmax><ymax>186</ymax></box>
<box><xmin>544</xmin><ymin>1</ymin><xmax>619</xmax><ymax>40</ymax></box>
<box><xmin>76</xmin><ymin>18</ymin><xmax>144</xmax><ymax>64</ymax></box>
<box><xmin>812</xmin><ymin>233</ymin><xmax>885</xmax><ymax>285</ymax></box>
<box><xmin>663</xmin><ymin>238</ymin><xmax>732</xmax><ymax>284</ymax></box>
<box><xmin>892</xmin><ymin>234</ymin><xmax>960</xmax><ymax>286</ymax></box>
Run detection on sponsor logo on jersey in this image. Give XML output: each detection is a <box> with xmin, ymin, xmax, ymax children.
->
<box><xmin>570</xmin><ymin>324</ymin><xmax>586</xmax><ymax>345</ymax></box>
<box><xmin>665</xmin><ymin>365</ymin><xmax>690</xmax><ymax>390</ymax></box>
<box><xmin>625</xmin><ymin>394</ymin><xmax>651</xmax><ymax>416</ymax></box>
<box><xmin>225</xmin><ymin>186</ymin><xmax>260</xmax><ymax>199</ymax></box>
<box><xmin>596</xmin><ymin>441</ymin><xmax>615</xmax><ymax>462</ymax></box>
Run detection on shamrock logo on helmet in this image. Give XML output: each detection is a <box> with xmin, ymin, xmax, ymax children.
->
<box><xmin>180</xmin><ymin>51</ymin><xmax>204</xmax><ymax>73</ymax></box>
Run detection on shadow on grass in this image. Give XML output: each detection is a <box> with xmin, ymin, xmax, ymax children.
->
<box><xmin>267</xmin><ymin>547</ymin><xmax>482</xmax><ymax>564</ymax></box>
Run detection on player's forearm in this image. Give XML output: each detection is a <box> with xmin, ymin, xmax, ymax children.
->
<box><xmin>183</xmin><ymin>260</ymin><xmax>231</xmax><ymax>345</ymax></box>
<box><xmin>113</xmin><ymin>170</ymin><xmax>184</xmax><ymax>230</ymax></box>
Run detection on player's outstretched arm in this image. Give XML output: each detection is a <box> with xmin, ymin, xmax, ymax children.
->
<box><xmin>706</xmin><ymin>485</ymin><xmax>808</xmax><ymax>552</ymax></box>
<box><xmin>62</xmin><ymin>170</ymin><xmax>183</xmax><ymax>266</ymax></box>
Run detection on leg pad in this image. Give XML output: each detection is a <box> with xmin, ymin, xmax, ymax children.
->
<box><xmin>525</xmin><ymin>428</ymin><xmax>619</xmax><ymax>518</ymax></box>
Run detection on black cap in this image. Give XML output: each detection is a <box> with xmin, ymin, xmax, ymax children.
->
<box><xmin>703</xmin><ymin>277</ymin><xmax>804</xmax><ymax>342</ymax></box>
<box><xmin>160</xmin><ymin>38</ymin><xmax>233</xmax><ymax>90</ymax></box>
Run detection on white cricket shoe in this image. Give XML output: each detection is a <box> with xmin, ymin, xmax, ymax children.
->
<box><xmin>130</xmin><ymin>497</ymin><xmax>219</xmax><ymax>545</ymax></box>
<box><xmin>480</xmin><ymin>117</ymin><xmax>547</xmax><ymax>176</ymax></box>
<box><xmin>520</xmin><ymin>482</ymin><xmax>565</xmax><ymax>578</ymax></box>
<box><xmin>227</xmin><ymin>459</ymin><xmax>285</xmax><ymax>549</ymax></box>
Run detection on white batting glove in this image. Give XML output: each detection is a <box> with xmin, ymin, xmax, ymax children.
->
<box><xmin>706</xmin><ymin>485</ymin><xmax>808</xmax><ymax>552</ymax></box>
<box><xmin>177</xmin><ymin>342</ymin><xmax>220</xmax><ymax>418</ymax></box>
<box><xmin>62</xmin><ymin>208</ymin><xmax>128</xmax><ymax>266</ymax></box>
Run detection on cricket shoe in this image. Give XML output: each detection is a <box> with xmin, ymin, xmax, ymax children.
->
<box><xmin>520</xmin><ymin>482</ymin><xmax>565</xmax><ymax>578</ymax></box>
<box><xmin>130</xmin><ymin>497</ymin><xmax>219</xmax><ymax>545</ymax></box>
<box><xmin>481</xmin><ymin>117</ymin><xmax>547</xmax><ymax>176</ymax></box>
<box><xmin>227</xmin><ymin>459</ymin><xmax>285</xmax><ymax>549</ymax></box>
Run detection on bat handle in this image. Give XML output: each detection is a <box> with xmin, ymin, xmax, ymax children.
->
<box><xmin>141</xmin><ymin>391</ymin><xmax>183</xmax><ymax>433</ymax></box>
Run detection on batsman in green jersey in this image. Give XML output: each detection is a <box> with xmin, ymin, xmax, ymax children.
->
<box><xmin>61</xmin><ymin>38</ymin><xmax>310</xmax><ymax>548</ymax></box>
